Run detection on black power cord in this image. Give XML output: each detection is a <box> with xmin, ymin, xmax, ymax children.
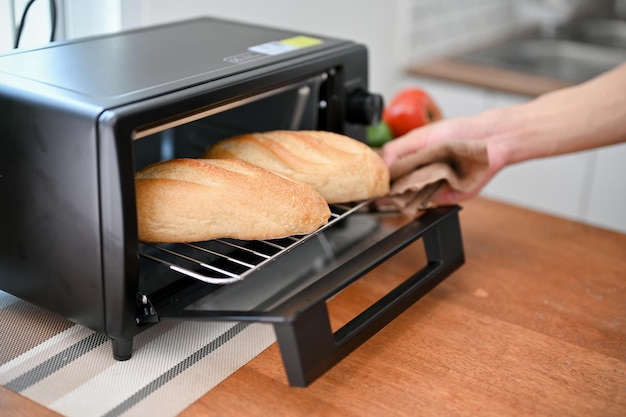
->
<box><xmin>14</xmin><ymin>0</ymin><xmax>57</xmax><ymax>49</ymax></box>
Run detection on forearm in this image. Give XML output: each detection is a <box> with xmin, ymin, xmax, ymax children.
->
<box><xmin>483</xmin><ymin>63</ymin><xmax>626</xmax><ymax>166</ymax></box>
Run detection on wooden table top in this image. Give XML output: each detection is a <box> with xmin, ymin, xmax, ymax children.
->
<box><xmin>2</xmin><ymin>197</ymin><xmax>625</xmax><ymax>417</ymax></box>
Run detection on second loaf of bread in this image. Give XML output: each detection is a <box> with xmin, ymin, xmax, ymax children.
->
<box><xmin>202</xmin><ymin>130</ymin><xmax>390</xmax><ymax>204</ymax></box>
<box><xmin>135</xmin><ymin>158</ymin><xmax>331</xmax><ymax>243</ymax></box>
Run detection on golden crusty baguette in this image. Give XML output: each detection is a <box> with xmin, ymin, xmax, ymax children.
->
<box><xmin>202</xmin><ymin>130</ymin><xmax>390</xmax><ymax>204</ymax></box>
<box><xmin>135</xmin><ymin>158</ymin><xmax>330</xmax><ymax>243</ymax></box>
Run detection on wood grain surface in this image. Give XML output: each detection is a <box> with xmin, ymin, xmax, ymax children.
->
<box><xmin>2</xmin><ymin>197</ymin><xmax>625</xmax><ymax>417</ymax></box>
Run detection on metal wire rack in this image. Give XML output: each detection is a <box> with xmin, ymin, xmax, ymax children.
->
<box><xmin>139</xmin><ymin>200</ymin><xmax>369</xmax><ymax>285</ymax></box>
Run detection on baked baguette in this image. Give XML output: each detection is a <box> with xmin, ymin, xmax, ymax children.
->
<box><xmin>202</xmin><ymin>130</ymin><xmax>390</xmax><ymax>204</ymax></box>
<box><xmin>135</xmin><ymin>158</ymin><xmax>330</xmax><ymax>243</ymax></box>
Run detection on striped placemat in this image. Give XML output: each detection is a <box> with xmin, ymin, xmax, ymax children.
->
<box><xmin>0</xmin><ymin>290</ymin><xmax>275</xmax><ymax>417</ymax></box>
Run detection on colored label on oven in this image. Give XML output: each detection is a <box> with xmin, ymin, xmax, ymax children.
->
<box><xmin>248</xmin><ymin>36</ymin><xmax>323</xmax><ymax>56</ymax></box>
<box><xmin>279</xmin><ymin>36</ymin><xmax>323</xmax><ymax>48</ymax></box>
<box><xmin>224</xmin><ymin>36</ymin><xmax>323</xmax><ymax>64</ymax></box>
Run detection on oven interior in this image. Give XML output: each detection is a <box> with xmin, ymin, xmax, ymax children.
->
<box><xmin>132</xmin><ymin>72</ymin><xmax>340</xmax><ymax>305</ymax></box>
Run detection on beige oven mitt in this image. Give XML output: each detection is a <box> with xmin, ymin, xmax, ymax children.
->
<box><xmin>384</xmin><ymin>141</ymin><xmax>489</xmax><ymax>216</ymax></box>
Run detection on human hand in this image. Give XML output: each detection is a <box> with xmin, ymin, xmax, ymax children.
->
<box><xmin>379</xmin><ymin>113</ymin><xmax>507</xmax><ymax>206</ymax></box>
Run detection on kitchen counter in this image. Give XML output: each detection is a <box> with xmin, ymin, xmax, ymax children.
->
<box><xmin>2</xmin><ymin>197</ymin><xmax>625</xmax><ymax>417</ymax></box>
<box><xmin>408</xmin><ymin>56</ymin><xmax>573</xmax><ymax>97</ymax></box>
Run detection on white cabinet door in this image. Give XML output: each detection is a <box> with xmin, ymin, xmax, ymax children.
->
<box><xmin>480</xmin><ymin>91</ymin><xmax>594</xmax><ymax>222</ymax></box>
<box><xmin>585</xmin><ymin>143</ymin><xmax>626</xmax><ymax>233</ymax></box>
<box><xmin>481</xmin><ymin>153</ymin><xmax>592</xmax><ymax>221</ymax></box>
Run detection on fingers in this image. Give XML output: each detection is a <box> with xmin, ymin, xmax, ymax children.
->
<box><xmin>429</xmin><ymin>184</ymin><xmax>476</xmax><ymax>206</ymax></box>
<box><xmin>429</xmin><ymin>184</ymin><xmax>462</xmax><ymax>206</ymax></box>
<box><xmin>379</xmin><ymin>117</ymin><xmax>465</xmax><ymax>166</ymax></box>
<box><xmin>379</xmin><ymin>115</ymin><xmax>493</xmax><ymax>207</ymax></box>
<box><xmin>379</xmin><ymin>125</ymin><xmax>434</xmax><ymax>166</ymax></box>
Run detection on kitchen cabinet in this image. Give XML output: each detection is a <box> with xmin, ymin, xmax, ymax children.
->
<box><xmin>396</xmin><ymin>75</ymin><xmax>626</xmax><ymax>233</ymax></box>
<box><xmin>586</xmin><ymin>143</ymin><xmax>626</xmax><ymax>232</ymax></box>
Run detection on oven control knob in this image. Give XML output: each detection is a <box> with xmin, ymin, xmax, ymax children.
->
<box><xmin>346</xmin><ymin>89</ymin><xmax>384</xmax><ymax>125</ymax></box>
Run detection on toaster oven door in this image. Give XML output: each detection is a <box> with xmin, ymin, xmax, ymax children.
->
<box><xmin>146</xmin><ymin>205</ymin><xmax>464</xmax><ymax>387</ymax></box>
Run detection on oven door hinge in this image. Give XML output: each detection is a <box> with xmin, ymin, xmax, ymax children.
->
<box><xmin>136</xmin><ymin>293</ymin><xmax>160</xmax><ymax>325</ymax></box>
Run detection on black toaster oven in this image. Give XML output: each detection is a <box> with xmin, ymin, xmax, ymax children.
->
<box><xmin>0</xmin><ymin>17</ymin><xmax>464</xmax><ymax>386</ymax></box>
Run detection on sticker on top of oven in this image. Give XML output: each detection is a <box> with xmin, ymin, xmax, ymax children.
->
<box><xmin>248</xmin><ymin>36</ymin><xmax>323</xmax><ymax>56</ymax></box>
<box><xmin>224</xmin><ymin>36</ymin><xmax>323</xmax><ymax>64</ymax></box>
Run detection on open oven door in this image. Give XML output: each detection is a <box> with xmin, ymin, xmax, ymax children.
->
<box><xmin>142</xmin><ymin>205</ymin><xmax>465</xmax><ymax>387</ymax></box>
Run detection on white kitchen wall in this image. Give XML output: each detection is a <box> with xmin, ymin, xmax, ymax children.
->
<box><xmin>405</xmin><ymin>0</ymin><xmax>524</xmax><ymax>64</ymax></box>
<box><xmin>62</xmin><ymin>0</ymin><xmax>121</xmax><ymax>39</ymax></box>
<box><xmin>1</xmin><ymin>0</ymin><xmax>56</xmax><ymax>51</ymax></box>
<box><xmin>0</xmin><ymin>0</ymin><xmax>122</xmax><ymax>53</ymax></box>
<box><xmin>0</xmin><ymin>0</ymin><xmax>15</xmax><ymax>51</ymax></box>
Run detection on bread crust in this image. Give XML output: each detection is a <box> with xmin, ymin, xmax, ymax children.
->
<box><xmin>135</xmin><ymin>158</ymin><xmax>330</xmax><ymax>243</ymax></box>
<box><xmin>202</xmin><ymin>130</ymin><xmax>390</xmax><ymax>203</ymax></box>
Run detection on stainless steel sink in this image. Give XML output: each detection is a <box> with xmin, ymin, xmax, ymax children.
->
<box><xmin>460</xmin><ymin>18</ymin><xmax>626</xmax><ymax>83</ymax></box>
<box><xmin>461</xmin><ymin>37</ymin><xmax>626</xmax><ymax>83</ymax></box>
<box><xmin>557</xmin><ymin>18</ymin><xmax>626</xmax><ymax>48</ymax></box>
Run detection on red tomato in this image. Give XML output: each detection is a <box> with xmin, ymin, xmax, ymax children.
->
<box><xmin>382</xmin><ymin>88</ymin><xmax>443</xmax><ymax>137</ymax></box>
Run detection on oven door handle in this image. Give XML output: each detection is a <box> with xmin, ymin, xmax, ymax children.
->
<box><xmin>273</xmin><ymin>205</ymin><xmax>465</xmax><ymax>387</ymax></box>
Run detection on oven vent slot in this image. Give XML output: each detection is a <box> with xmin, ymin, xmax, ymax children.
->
<box><xmin>139</xmin><ymin>201</ymin><xmax>369</xmax><ymax>285</ymax></box>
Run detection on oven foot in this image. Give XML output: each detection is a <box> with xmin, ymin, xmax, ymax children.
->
<box><xmin>112</xmin><ymin>338</ymin><xmax>133</xmax><ymax>361</ymax></box>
